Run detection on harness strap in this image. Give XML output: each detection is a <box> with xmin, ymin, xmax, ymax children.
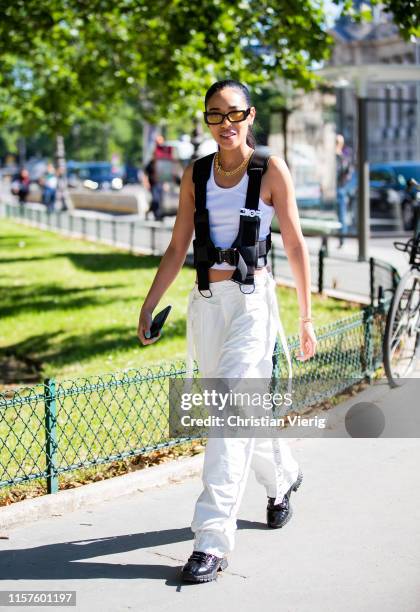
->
<box><xmin>244</xmin><ymin>151</ymin><xmax>269</xmax><ymax>210</ymax></box>
<box><xmin>192</xmin><ymin>155</ymin><xmax>215</xmax><ymax>294</ymax></box>
<box><xmin>229</xmin><ymin>151</ymin><xmax>269</xmax><ymax>290</ymax></box>
<box><xmin>192</xmin><ymin>153</ymin><xmax>213</xmax><ymax>213</ymax></box>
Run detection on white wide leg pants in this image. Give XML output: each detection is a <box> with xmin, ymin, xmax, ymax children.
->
<box><xmin>185</xmin><ymin>268</ymin><xmax>300</xmax><ymax>558</ymax></box>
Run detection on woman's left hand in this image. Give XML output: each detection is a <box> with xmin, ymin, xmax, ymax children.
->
<box><xmin>296</xmin><ymin>321</ymin><xmax>317</xmax><ymax>361</ymax></box>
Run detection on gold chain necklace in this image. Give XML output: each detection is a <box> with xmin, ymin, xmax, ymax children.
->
<box><xmin>214</xmin><ymin>151</ymin><xmax>253</xmax><ymax>177</ymax></box>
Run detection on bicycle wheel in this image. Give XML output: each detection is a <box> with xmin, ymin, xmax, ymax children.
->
<box><xmin>383</xmin><ymin>269</ymin><xmax>420</xmax><ymax>387</ymax></box>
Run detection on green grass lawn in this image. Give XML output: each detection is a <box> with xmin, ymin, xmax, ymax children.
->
<box><xmin>0</xmin><ymin>218</ymin><xmax>359</xmax><ymax>385</ymax></box>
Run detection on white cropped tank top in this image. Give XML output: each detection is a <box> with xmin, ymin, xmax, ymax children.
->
<box><xmin>206</xmin><ymin>154</ymin><xmax>275</xmax><ymax>270</ymax></box>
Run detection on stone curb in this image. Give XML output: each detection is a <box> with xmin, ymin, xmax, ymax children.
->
<box><xmin>0</xmin><ymin>454</ymin><xmax>204</xmax><ymax>532</ymax></box>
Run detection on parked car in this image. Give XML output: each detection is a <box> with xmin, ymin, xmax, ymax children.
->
<box><xmin>344</xmin><ymin>161</ymin><xmax>420</xmax><ymax>230</ymax></box>
<box><xmin>67</xmin><ymin>161</ymin><xmax>124</xmax><ymax>191</ymax></box>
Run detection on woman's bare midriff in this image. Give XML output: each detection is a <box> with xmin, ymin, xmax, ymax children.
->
<box><xmin>195</xmin><ymin>266</ymin><xmax>268</xmax><ymax>283</ymax></box>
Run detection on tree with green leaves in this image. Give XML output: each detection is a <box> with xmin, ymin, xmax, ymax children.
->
<box><xmin>0</xmin><ymin>0</ymin><xmax>417</xmax><ymax>165</ymax></box>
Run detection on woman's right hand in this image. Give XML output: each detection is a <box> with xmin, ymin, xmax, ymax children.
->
<box><xmin>137</xmin><ymin>307</ymin><xmax>161</xmax><ymax>346</ymax></box>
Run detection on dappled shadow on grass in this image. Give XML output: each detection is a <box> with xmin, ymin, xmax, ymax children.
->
<box><xmin>1</xmin><ymin>317</ymin><xmax>187</xmax><ymax>380</ymax></box>
<box><xmin>2</xmin><ymin>328</ymin><xmax>143</xmax><ymax>371</ymax></box>
<box><xmin>0</xmin><ymin>353</ymin><xmax>42</xmax><ymax>385</ymax></box>
<box><xmin>0</xmin><ymin>284</ymin><xmax>127</xmax><ymax>319</ymax></box>
<box><xmin>0</xmin><ymin>251</ymin><xmax>161</xmax><ymax>271</ymax></box>
<box><xmin>0</xmin><ymin>233</ymin><xmax>40</xmax><ymax>245</ymax></box>
<box><xmin>65</xmin><ymin>252</ymin><xmax>160</xmax><ymax>272</ymax></box>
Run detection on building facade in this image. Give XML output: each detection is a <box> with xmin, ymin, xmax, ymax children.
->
<box><xmin>329</xmin><ymin>2</ymin><xmax>419</xmax><ymax>163</ymax></box>
<box><xmin>268</xmin><ymin>2</ymin><xmax>419</xmax><ymax>203</ymax></box>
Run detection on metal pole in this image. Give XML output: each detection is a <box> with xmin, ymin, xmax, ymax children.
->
<box><xmin>55</xmin><ymin>134</ymin><xmax>72</xmax><ymax>211</ymax></box>
<box><xmin>130</xmin><ymin>222</ymin><xmax>135</xmax><ymax>251</ymax></box>
<box><xmin>357</xmin><ymin>84</ymin><xmax>369</xmax><ymax>262</ymax></box>
<box><xmin>44</xmin><ymin>378</ymin><xmax>59</xmax><ymax>494</ymax></box>
<box><xmin>151</xmin><ymin>225</ymin><xmax>156</xmax><ymax>254</ymax></box>
<box><xmin>362</xmin><ymin>307</ymin><xmax>374</xmax><ymax>381</ymax></box>
<box><xmin>318</xmin><ymin>246</ymin><xmax>325</xmax><ymax>294</ymax></box>
<box><xmin>369</xmin><ymin>256</ymin><xmax>375</xmax><ymax>307</ymax></box>
<box><xmin>112</xmin><ymin>219</ymin><xmax>116</xmax><ymax>244</ymax></box>
<box><xmin>190</xmin><ymin>113</ymin><xmax>203</xmax><ymax>162</ymax></box>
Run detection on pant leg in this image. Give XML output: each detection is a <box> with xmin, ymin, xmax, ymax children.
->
<box><xmin>337</xmin><ymin>187</ymin><xmax>348</xmax><ymax>236</ymax></box>
<box><xmin>188</xmin><ymin>281</ymin><xmax>256</xmax><ymax>556</ymax></box>
<box><xmin>250</xmin><ymin>437</ymin><xmax>300</xmax><ymax>501</ymax></box>
<box><xmin>43</xmin><ymin>187</ymin><xmax>55</xmax><ymax>212</ymax></box>
<box><xmin>151</xmin><ymin>183</ymin><xmax>163</xmax><ymax>219</ymax></box>
<box><xmin>249</xmin><ymin>274</ymin><xmax>300</xmax><ymax>502</ymax></box>
<box><xmin>191</xmin><ymin>436</ymin><xmax>256</xmax><ymax>557</ymax></box>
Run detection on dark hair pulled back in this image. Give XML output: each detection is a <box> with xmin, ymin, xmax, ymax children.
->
<box><xmin>204</xmin><ymin>79</ymin><xmax>256</xmax><ymax>149</ymax></box>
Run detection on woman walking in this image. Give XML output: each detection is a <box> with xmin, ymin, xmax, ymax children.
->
<box><xmin>138</xmin><ymin>79</ymin><xmax>317</xmax><ymax>583</ymax></box>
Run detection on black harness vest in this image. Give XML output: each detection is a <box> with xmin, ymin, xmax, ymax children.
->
<box><xmin>192</xmin><ymin>150</ymin><xmax>271</xmax><ymax>297</ymax></box>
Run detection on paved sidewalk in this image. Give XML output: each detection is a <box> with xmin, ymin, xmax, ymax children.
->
<box><xmin>1</xmin><ymin>434</ymin><xmax>419</xmax><ymax>611</ymax></box>
<box><xmin>282</xmin><ymin>372</ymin><xmax>420</xmax><ymax>440</ymax></box>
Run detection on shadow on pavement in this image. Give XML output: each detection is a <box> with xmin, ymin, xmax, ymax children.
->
<box><xmin>0</xmin><ymin>519</ymin><xmax>265</xmax><ymax>582</ymax></box>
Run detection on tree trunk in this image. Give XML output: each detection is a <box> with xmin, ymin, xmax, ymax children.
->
<box><xmin>190</xmin><ymin>115</ymin><xmax>203</xmax><ymax>162</ymax></box>
<box><xmin>55</xmin><ymin>133</ymin><xmax>72</xmax><ymax>210</ymax></box>
<box><xmin>142</xmin><ymin>122</ymin><xmax>159</xmax><ymax>163</ymax></box>
<box><xmin>18</xmin><ymin>137</ymin><xmax>26</xmax><ymax>167</ymax></box>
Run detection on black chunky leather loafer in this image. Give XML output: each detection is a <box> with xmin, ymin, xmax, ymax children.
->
<box><xmin>181</xmin><ymin>550</ymin><xmax>228</xmax><ymax>583</ymax></box>
<box><xmin>267</xmin><ymin>470</ymin><xmax>303</xmax><ymax>529</ymax></box>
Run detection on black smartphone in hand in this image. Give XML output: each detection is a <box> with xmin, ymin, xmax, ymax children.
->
<box><xmin>149</xmin><ymin>305</ymin><xmax>172</xmax><ymax>338</ymax></box>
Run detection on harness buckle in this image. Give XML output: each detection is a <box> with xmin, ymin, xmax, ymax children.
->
<box><xmin>215</xmin><ymin>247</ymin><xmax>237</xmax><ymax>265</ymax></box>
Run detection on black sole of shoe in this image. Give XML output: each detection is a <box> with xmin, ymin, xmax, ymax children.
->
<box><xmin>181</xmin><ymin>557</ymin><xmax>228</xmax><ymax>583</ymax></box>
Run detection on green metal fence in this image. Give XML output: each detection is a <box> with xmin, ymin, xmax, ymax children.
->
<box><xmin>1</xmin><ymin>304</ymin><xmax>388</xmax><ymax>495</ymax></box>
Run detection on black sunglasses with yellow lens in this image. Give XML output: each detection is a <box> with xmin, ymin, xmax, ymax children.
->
<box><xmin>203</xmin><ymin>108</ymin><xmax>251</xmax><ymax>125</ymax></box>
